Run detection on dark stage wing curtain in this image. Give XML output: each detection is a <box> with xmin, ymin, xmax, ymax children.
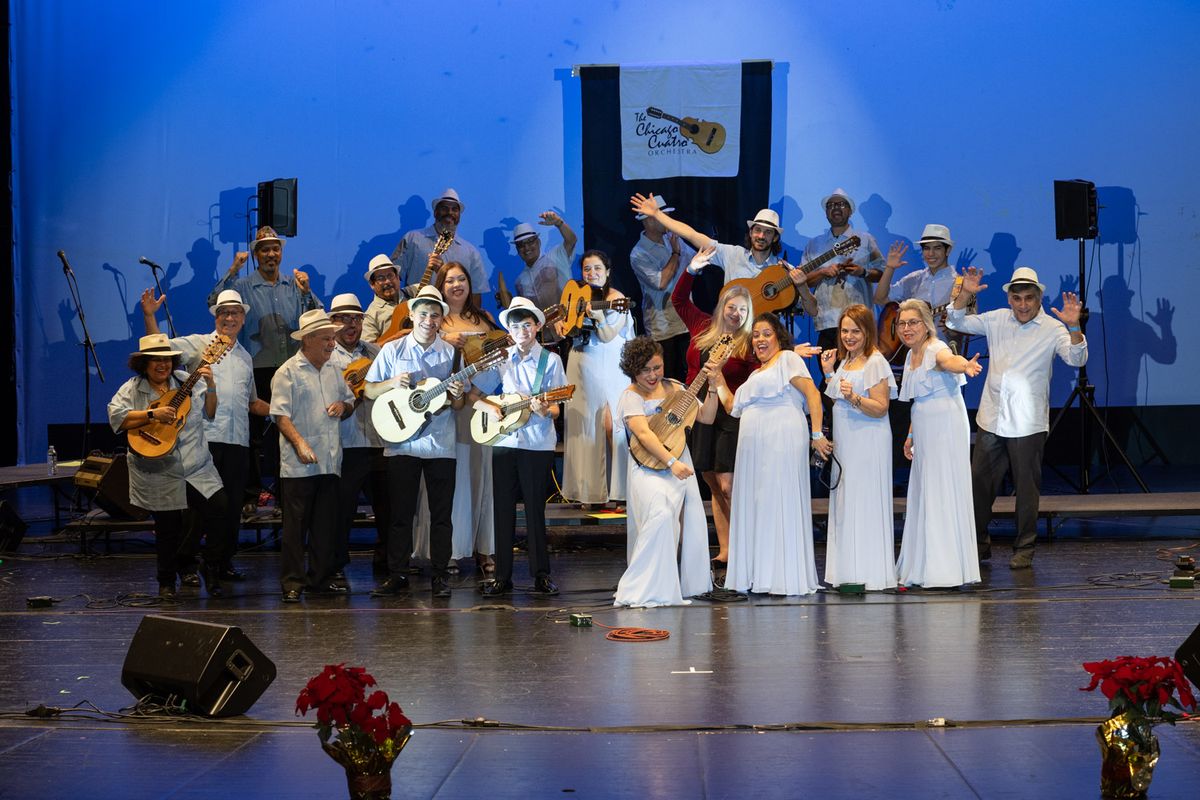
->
<box><xmin>579</xmin><ymin>61</ymin><xmax>772</xmax><ymax>319</ymax></box>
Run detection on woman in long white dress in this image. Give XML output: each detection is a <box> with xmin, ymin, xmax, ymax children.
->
<box><xmin>821</xmin><ymin>304</ymin><xmax>898</xmax><ymax>590</ymax></box>
<box><xmin>895</xmin><ymin>299</ymin><xmax>984</xmax><ymax>587</ymax></box>
<box><xmin>562</xmin><ymin>250</ymin><xmax>635</xmax><ymax>507</ymax></box>
<box><xmin>411</xmin><ymin>263</ymin><xmax>496</xmax><ymax>573</ymax></box>
<box><xmin>614</xmin><ymin>337</ymin><xmax>714</xmax><ymax>607</ymax></box>
<box><xmin>717</xmin><ymin>313</ymin><xmax>831</xmax><ymax>596</ymax></box>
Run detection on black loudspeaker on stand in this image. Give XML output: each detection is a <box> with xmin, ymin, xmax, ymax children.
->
<box><xmin>1048</xmin><ymin>179</ymin><xmax>1149</xmax><ymax>494</ymax></box>
<box><xmin>122</xmin><ymin>615</ymin><xmax>276</xmax><ymax>717</ymax></box>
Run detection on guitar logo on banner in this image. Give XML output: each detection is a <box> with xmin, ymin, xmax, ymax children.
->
<box><xmin>619</xmin><ymin>63</ymin><xmax>741</xmax><ymax>180</ymax></box>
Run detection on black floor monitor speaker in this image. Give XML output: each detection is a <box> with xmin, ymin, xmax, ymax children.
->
<box><xmin>121</xmin><ymin>615</ymin><xmax>276</xmax><ymax>717</ymax></box>
<box><xmin>1054</xmin><ymin>179</ymin><xmax>1098</xmax><ymax>240</ymax></box>
<box><xmin>74</xmin><ymin>453</ymin><xmax>150</xmax><ymax>520</ymax></box>
<box><xmin>1177</xmin><ymin>621</ymin><xmax>1200</xmax><ymax>692</ymax></box>
<box><xmin>0</xmin><ymin>500</ymin><xmax>28</xmax><ymax>552</ymax></box>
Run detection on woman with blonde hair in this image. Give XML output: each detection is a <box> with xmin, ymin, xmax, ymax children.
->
<box><xmin>820</xmin><ymin>303</ymin><xmax>897</xmax><ymax>590</ymax></box>
<box><xmin>894</xmin><ymin>299</ymin><xmax>983</xmax><ymax>588</ymax></box>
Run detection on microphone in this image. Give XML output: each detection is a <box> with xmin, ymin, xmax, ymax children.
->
<box><xmin>139</xmin><ymin>256</ymin><xmax>163</xmax><ymax>269</ymax></box>
<box><xmin>57</xmin><ymin>250</ymin><xmax>72</xmax><ymax>273</ymax></box>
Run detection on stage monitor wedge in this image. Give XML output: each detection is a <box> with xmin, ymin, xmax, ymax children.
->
<box><xmin>122</xmin><ymin>615</ymin><xmax>276</xmax><ymax>718</ymax></box>
<box><xmin>257</xmin><ymin>177</ymin><xmax>298</xmax><ymax>237</ymax></box>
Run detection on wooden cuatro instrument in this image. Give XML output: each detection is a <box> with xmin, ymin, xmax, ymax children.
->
<box><xmin>371</xmin><ymin>348</ymin><xmax>508</xmax><ymax>444</ymax></box>
<box><xmin>629</xmin><ymin>334</ymin><xmax>733</xmax><ymax>470</ymax></box>
<box><xmin>376</xmin><ymin>228</ymin><xmax>455</xmax><ymax>345</ymax></box>
<box><xmin>645</xmin><ymin>107</ymin><xmax>727</xmax><ymax>154</ymax></box>
<box><xmin>559</xmin><ymin>281</ymin><xmax>635</xmax><ymax>338</ymax></box>
<box><xmin>723</xmin><ymin>237</ymin><xmax>861</xmax><ymax>314</ymax></box>
<box><xmin>128</xmin><ymin>334</ymin><xmax>233</xmax><ymax>459</ymax></box>
<box><xmin>469</xmin><ymin>384</ymin><xmax>576</xmax><ymax>446</ymax></box>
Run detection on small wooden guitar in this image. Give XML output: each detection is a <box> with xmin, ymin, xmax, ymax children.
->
<box><xmin>376</xmin><ymin>229</ymin><xmax>454</xmax><ymax>345</ymax></box>
<box><xmin>723</xmin><ymin>237</ymin><xmax>861</xmax><ymax>314</ymax></box>
<box><xmin>462</xmin><ymin>303</ymin><xmax>564</xmax><ymax>365</ymax></box>
<box><xmin>559</xmin><ymin>281</ymin><xmax>635</xmax><ymax>338</ymax></box>
<box><xmin>469</xmin><ymin>385</ymin><xmax>576</xmax><ymax>446</ymax></box>
<box><xmin>371</xmin><ymin>348</ymin><xmax>508</xmax><ymax>444</ymax></box>
<box><xmin>877</xmin><ymin>276</ymin><xmax>967</xmax><ymax>362</ymax></box>
<box><xmin>128</xmin><ymin>335</ymin><xmax>233</xmax><ymax>459</ymax></box>
<box><xmin>645</xmin><ymin>107</ymin><xmax>727</xmax><ymax>154</ymax></box>
<box><xmin>629</xmin><ymin>334</ymin><xmax>733</xmax><ymax>470</ymax></box>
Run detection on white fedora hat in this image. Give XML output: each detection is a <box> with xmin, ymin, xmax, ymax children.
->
<box><xmin>132</xmin><ymin>333</ymin><xmax>183</xmax><ymax>357</ymax></box>
<box><xmin>407</xmin><ymin>285</ymin><xmax>450</xmax><ymax>316</ymax></box>
<box><xmin>364</xmin><ymin>253</ymin><xmax>399</xmax><ymax>281</ymax></box>
<box><xmin>431</xmin><ymin>188</ymin><xmax>465</xmax><ymax>212</ymax></box>
<box><xmin>635</xmin><ymin>194</ymin><xmax>675</xmax><ymax>220</ymax></box>
<box><xmin>746</xmin><ymin>208</ymin><xmax>782</xmax><ymax>232</ymax></box>
<box><xmin>290</xmin><ymin>309</ymin><xmax>343</xmax><ymax>341</ymax></box>
<box><xmin>499</xmin><ymin>296</ymin><xmax>546</xmax><ymax>328</ymax></box>
<box><xmin>511</xmin><ymin>223</ymin><xmax>539</xmax><ymax>243</ymax></box>
<box><xmin>821</xmin><ymin>188</ymin><xmax>855</xmax><ymax>216</ymax></box>
<box><xmin>328</xmin><ymin>293</ymin><xmax>365</xmax><ymax>316</ymax></box>
<box><xmin>209</xmin><ymin>289</ymin><xmax>249</xmax><ymax>315</ymax></box>
<box><xmin>1002</xmin><ymin>266</ymin><xmax>1046</xmax><ymax>293</ymax></box>
<box><xmin>916</xmin><ymin>223</ymin><xmax>955</xmax><ymax>249</ymax></box>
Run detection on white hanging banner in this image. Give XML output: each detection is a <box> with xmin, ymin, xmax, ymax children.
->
<box><xmin>619</xmin><ymin>62</ymin><xmax>741</xmax><ymax>180</ymax></box>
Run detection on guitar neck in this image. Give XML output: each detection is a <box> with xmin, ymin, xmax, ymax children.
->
<box><xmin>501</xmin><ymin>390</ymin><xmax>551</xmax><ymax>416</ymax></box>
<box><xmin>168</xmin><ymin>358</ymin><xmax>217</xmax><ymax>410</ymax></box>
<box><xmin>414</xmin><ymin>233</ymin><xmax>455</xmax><ymax>288</ymax></box>
<box><xmin>418</xmin><ymin>360</ymin><xmax>489</xmax><ymax>404</ymax></box>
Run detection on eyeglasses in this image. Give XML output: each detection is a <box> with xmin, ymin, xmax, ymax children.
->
<box><xmin>826</xmin><ymin>201</ymin><xmax>850</xmax><ymax>210</ymax></box>
<box><xmin>896</xmin><ymin>320</ymin><xmax>925</xmax><ymax>329</ymax></box>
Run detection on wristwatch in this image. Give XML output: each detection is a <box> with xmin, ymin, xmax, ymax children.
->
<box><xmin>811</xmin><ymin>431</ymin><xmax>824</xmax><ymax>441</ymax></box>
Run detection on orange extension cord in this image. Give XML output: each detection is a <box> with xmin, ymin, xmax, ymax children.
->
<box><xmin>591</xmin><ymin>621</ymin><xmax>670</xmax><ymax>642</ymax></box>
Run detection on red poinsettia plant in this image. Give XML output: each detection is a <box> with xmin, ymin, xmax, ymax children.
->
<box><xmin>296</xmin><ymin>664</ymin><xmax>413</xmax><ymax>756</ymax></box>
<box><xmin>1081</xmin><ymin>655</ymin><xmax>1196</xmax><ymax>724</ymax></box>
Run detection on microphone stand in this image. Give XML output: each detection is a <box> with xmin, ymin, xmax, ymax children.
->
<box><xmin>58</xmin><ymin>252</ymin><xmax>105</xmax><ymax>463</ymax></box>
<box><xmin>144</xmin><ymin>260</ymin><xmax>177</xmax><ymax>337</ymax></box>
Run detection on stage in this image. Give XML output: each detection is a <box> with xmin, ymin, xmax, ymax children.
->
<box><xmin>2</xmin><ymin>516</ymin><xmax>1199</xmax><ymax>798</ymax></box>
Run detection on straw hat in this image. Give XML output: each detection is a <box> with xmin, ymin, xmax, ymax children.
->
<box><xmin>289</xmin><ymin>309</ymin><xmax>343</xmax><ymax>341</ymax></box>
<box><xmin>499</xmin><ymin>296</ymin><xmax>546</xmax><ymax>328</ymax></box>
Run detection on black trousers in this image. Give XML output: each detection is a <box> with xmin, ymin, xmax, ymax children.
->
<box><xmin>658</xmin><ymin>331</ymin><xmax>691</xmax><ymax>384</ymax></box>
<box><xmin>970</xmin><ymin>430</ymin><xmax>1047</xmax><ymax>554</ymax></box>
<box><xmin>336</xmin><ymin>447</ymin><xmax>391</xmax><ymax>571</ymax></box>
<box><xmin>280</xmin><ymin>474</ymin><xmax>339</xmax><ymax>592</ymax></box>
<box><xmin>153</xmin><ymin>484</ymin><xmax>225</xmax><ymax>588</ymax></box>
<box><xmin>385</xmin><ymin>456</ymin><xmax>455</xmax><ymax>580</ymax></box>
<box><xmin>248</xmin><ymin>366</ymin><xmax>282</xmax><ymax>498</ymax></box>
<box><xmin>492</xmin><ymin>448</ymin><xmax>554</xmax><ymax>583</ymax></box>
<box><xmin>180</xmin><ymin>442</ymin><xmax>249</xmax><ymax>573</ymax></box>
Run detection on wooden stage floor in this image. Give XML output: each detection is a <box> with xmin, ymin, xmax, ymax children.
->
<box><xmin>1</xmin><ymin>535</ymin><xmax>1199</xmax><ymax>798</ymax></box>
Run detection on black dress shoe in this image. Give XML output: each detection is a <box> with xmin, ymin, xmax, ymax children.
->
<box><xmin>480</xmin><ymin>579</ymin><xmax>513</xmax><ymax>596</ymax></box>
<box><xmin>431</xmin><ymin>577</ymin><xmax>451</xmax><ymax>598</ymax></box>
<box><xmin>179</xmin><ymin>571</ymin><xmax>201</xmax><ymax>588</ymax></box>
<box><xmin>309</xmin><ymin>582</ymin><xmax>349</xmax><ymax>595</ymax></box>
<box><xmin>218</xmin><ymin>566</ymin><xmax>246</xmax><ymax>582</ymax></box>
<box><xmin>158</xmin><ymin>585</ymin><xmax>177</xmax><ymax>601</ymax></box>
<box><xmin>532</xmin><ymin>576</ymin><xmax>559</xmax><ymax>596</ymax></box>
<box><xmin>370</xmin><ymin>576</ymin><xmax>410</xmax><ymax>597</ymax></box>
<box><xmin>281</xmin><ymin>589</ymin><xmax>301</xmax><ymax>603</ymax></box>
<box><xmin>205</xmin><ymin>578</ymin><xmax>224</xmax><ymax>598</ymax></box>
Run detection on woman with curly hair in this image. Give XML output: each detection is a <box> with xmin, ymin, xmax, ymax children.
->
<box><xmin>613</xmin><ymin>336</ymin><xmax>716</xmax><ymax>607</ymax></box>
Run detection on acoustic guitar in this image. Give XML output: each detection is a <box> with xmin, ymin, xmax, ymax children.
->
<box><xmin>876</xmin><ymin>276</ymin><xmax>966</xmax><ymax>362</ymax></box>
<box><xmin>559</xmin><ymin>281</ymin><xmax>635</xmax><ymax>338</ymax></box>
<box><xmin>371</xmin><ymin>348</ymin><xmax>508</xmax><ymax>444</ymax></box>
<box><xmin>723</xmin><ymin>237</ymin><xmax>861</xmax><ymax>314</ymax></box>
<box><xmin>629</xmin><ymin>334</ymin><xmax>734</xmax><ymax>470</ymax></box>
<box><xmin>462</xmin><ymin>303</ymin><xmax>564</xmax><ymax>365</ymax></box>
<box><xmin>128</xmin><ymin>335</ymin><xmax>233</xmax><ymax>459</ymax></box>
<box><xmin>469</xmin><ymin>385</ymin><xmax>576</xmax><ymax>446</ymax></box>
<box><xmin>645</xmin><ymin>107</ymin><xmax>727</xmax><ymax>155</ymax></box>
<box><xmin>376</xmin><ymin>228</ymin><xmax>455</xmax><ymax>345</ymax></box>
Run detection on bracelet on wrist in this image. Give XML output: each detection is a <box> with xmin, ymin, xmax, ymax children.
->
<box><xmin>1067</xmin><ymin>326</ymin><xmax>1081</xmax><ymax>332</ymax></box>
<box><xmin>824</xmin><ymin>372</ymin><xmax>834</xmax><ymax>379</ymax></box>
<box><xmin>905</xmin><ymin>432</ymin><xmax>913</xmax><ymax>440</ymax></box>
<box><xmin>665</xmin><ymin>456</ymin><xmax>677</xmax><ymax>468</ymax></box>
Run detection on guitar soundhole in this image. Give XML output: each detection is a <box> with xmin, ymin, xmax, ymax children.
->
<box><xmin>763</xmin><ymin>284</ymin><xmax>778</xmax><ymax>300</ymax></box>
<box><xmin>409</xmin><ymin>393</ymin><xmax>428</xmax><ymax>414</ymax></box>
<box><xmin>666</xmin><ymin>412</ymin><xmax>681</xmax><ymax>426</ymax></box>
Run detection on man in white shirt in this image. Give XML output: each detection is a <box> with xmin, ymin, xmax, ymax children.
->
<box><xmin>391</xmin><ymin>188</ymin><xmax>488</xmax><ymax>304</ymax></box>
<box><xmin>629</xmin><ymin>195</ymin><xmax>693</xmax><ymax>382</ymax></box>
<box><xmin>512</xmin><ymin>213</ymin><xmax>577</xmax><ymax>346</ymax></box>
<box><xmin>946</xmin><ymin>267</ymin><xmax>1086</xmax><ymax>569</ymax></box>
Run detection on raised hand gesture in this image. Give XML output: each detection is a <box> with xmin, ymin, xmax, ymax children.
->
<box><xmin>689</xmin><ymin>244</ymin><xmax>716</xmax><ymax>274</ymax></box>
<box><xmin>140</xmin><ymin>288</ymin><xmax>166</xmax><ymax>317</ymax></box>
<box><xmin>538</xmin><ymin>210</ymin><xmax>563</xmax><ymax>227</ymax></box>
<box><xmin>630</xmin><ymin>193</ymin><xmax>660</xmax><ymax>219</ymax></box>
<box><xmin>1051</xmin><ymin>291</ymin><xmax>1082</xmax><ymax>328</ymax></box>
<box><xmin>886</xmin><ymin>241</ymin><xmax>909</xmax><ymax>271</ymax></box>
<box><xmin>293</xmin><ymin>269</ymin><xmax>311</xmax><ymax>293</ymax></box>
<box><xmin>961</xmin><ymin>266</ymin><xmax>987</xmax><ymax>296</ymax></box>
